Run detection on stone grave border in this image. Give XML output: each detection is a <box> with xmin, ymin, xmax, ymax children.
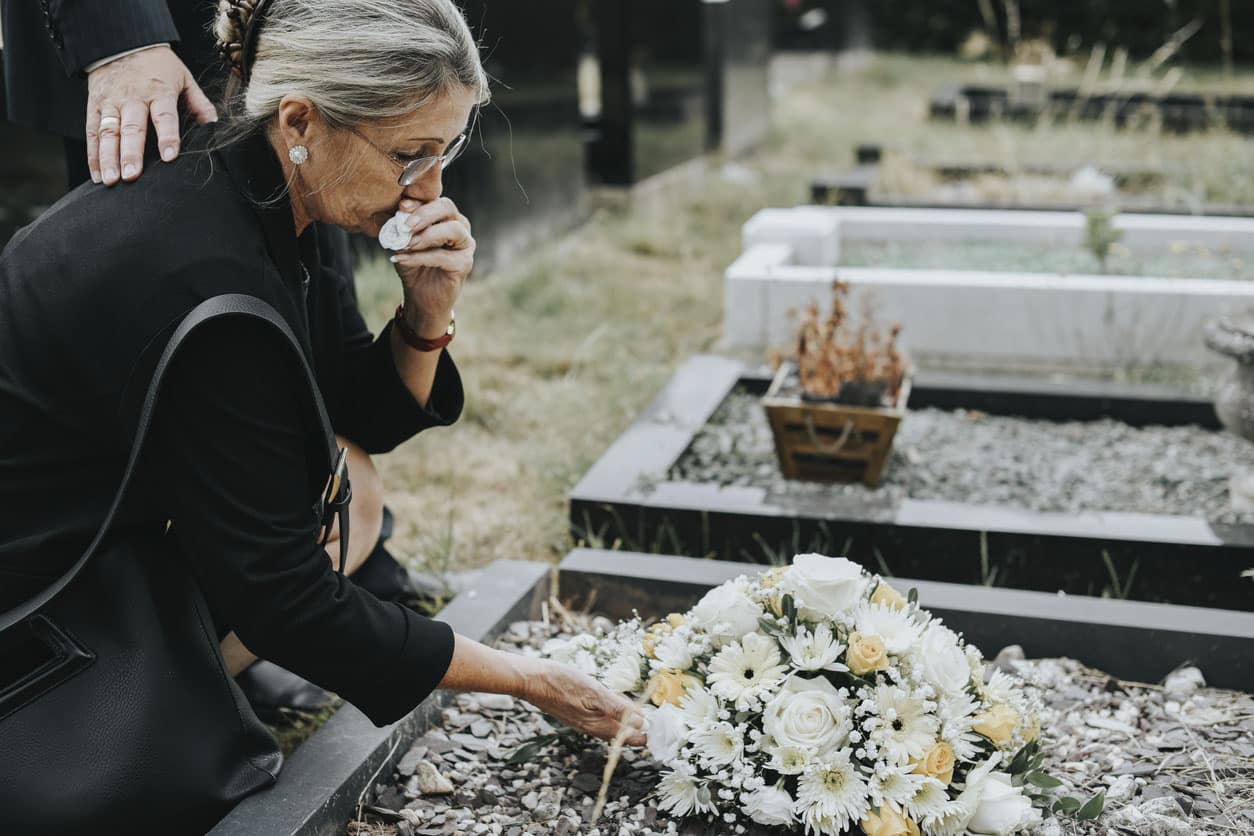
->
<box><xmin>568</xmin><ymin>354</ymin><xmax>1254</xmax><ymax>611</ymax></box>
<box><xmin>928</xmin><ymin>83</ymin><xmax>1254</xmax><ymax>136</ymax></box>
<box><xmin>207</xmin><ymin>560</ymin><xmax>550</xmax><ymax>836</ymax></box>
<box><xmin>724</xmin><ymin>206</ymin><xmax>1254</xmax><ymax>370</ymax></box>
<box><xmin>809</xmin><ymin>145</ymin><xmax>1254</xmax><ymax>218</ymax></box>
<box><xmin>210</xmin><ymin>548</ymin><xmax>1253</xmax><ymax>836</ymax></box>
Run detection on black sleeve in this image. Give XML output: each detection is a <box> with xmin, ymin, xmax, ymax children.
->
<box><xmin>46</xmin><ymin>0</ymin><xmax>180</xmax><ymax>76</ymax></box>
<box><xmin>327</xmin><ymin>267</ymin><xmax>464</xmax><ymax>454</ymax></box>
<box><xmin>148</xmin><ymin>316</ymin><xmax>455</xmax><ymax>726</ymax></box>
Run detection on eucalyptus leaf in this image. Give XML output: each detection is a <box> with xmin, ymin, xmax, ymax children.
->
<box><xmin>1053</xmin><ymin>797</ymin><xmax>1082</xmax><ymax>814</ymax></box>
<box><xmin>1076</xmin><ymin>792</ymin><xmax>1105</xmax><ymax>821</ymax></box>
<box><xmin>1026</xmin><ymin>771</ymin><xmax>1064</xmax><ymax>789</ymax></box>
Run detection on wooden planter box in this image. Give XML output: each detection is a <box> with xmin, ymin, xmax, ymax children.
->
<box><xmin>763</xmin><ymin>362</ymin><xmax>911</xmax><ymax>486</ymax></box>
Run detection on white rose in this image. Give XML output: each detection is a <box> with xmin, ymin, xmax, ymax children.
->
<box><xmin>967</xmin><ymin>772</ymin><xmax>1041</xmax><ymax>835</ymax></box>
<box><xmin>762</xmin><ymin>674</ymin><xmax>851</xmax><ymax>758</ymax></box>
<box><xmin>918</xmin><ymin>624</ymin><xmax>972</xmax><ymax>694</ymax></box>
<box><xmin>653</xmin><ymin>631</ymin><xmax>694</xmax><ymax>671</ymax></box>
<box><xmin>570</xmin><ymin>649</ymin><xmax>599</xmax><ymax>677</ymax></box>
<box><xmin>779</xmin><ymin>554</ymin><xmax>869</xmax><ymax>620</ymax></box>
<box><xmin>741</xmin><ymin>784</ymin><xmax>796</xmax><ymax>827</ymax></box>
<box><xmin>645</xmin><ymin>703</ymin><xmax>687</xmax><ymax>764</ymax></box>
<box><xmin>601</xmin><ymin>649</ymin><xmax>643</xmax><ymax>692</ymax></box>
<box><xmin>541</xmin><ymin>637</ymin><xmax>575</xmax><ymax>664</ymax></box>
<box><xmin>689</xmin><ymin>581</ymin><xmax>763</xmax><ymax>647</ymax></box>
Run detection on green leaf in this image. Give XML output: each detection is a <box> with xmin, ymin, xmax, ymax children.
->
<box><xmin>1006</xmin><ymin>743</ymin><xmax>1034</xmax><ymax>774</ymax></box>
<box><xmin>1076</xmin><ymin>792</ymin><xmax>1105</xmax><ymax>821</ymax></box>
<box><xmin>1025</xmin><ymin>771</ymin><xmax>1064</xmax><ymax>789</ymax></box>
<box><xmin>1053</xmin><ymin>797</ymin><xmax>1082</xmax><ymax>814</ymax></box>
<box><xmin>506</xmin><ymin>733</ymin><xmax>562</xmax><ymax>765</ymax></box>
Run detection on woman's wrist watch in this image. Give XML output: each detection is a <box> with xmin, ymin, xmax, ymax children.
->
<box><xmin>394</xmin><ymin>304</ymin><xmax>455</xmax><ymax>352</ymax></box>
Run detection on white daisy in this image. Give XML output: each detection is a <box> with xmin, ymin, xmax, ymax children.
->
<box><xmin>652</xmin><ymin>631</ymin><xmax>694</xmax><ymax>671</ymax></box>
<box><xmin>657</xmin><ymin>772</ymin><xmax>717</xmax><ymax>817</ymax></box>
<box><xmin>936</xmin><ymin>691</ymin><xmax>982</xmax><ymax>761</ymax></box>
<box><xmin>869</xmin><ymin>683</ymin><xmax>938</xmax><ymax>765</ymax></box>
<box><xmin>765</xmin><ymin>742</ymin><xmax>809</xmax><ymax>775</ymax></box>
<box><xmin>600</xmin><ymin>649</ymin><xmax>644</xmax><ymax>692</ymax></box>
<box><xmin>692</xmin><ymin>721</ymin><xmax>744</xmax><ymax>766</ymax></box>
<box><xmin>903</xmin><ymin>776</ymin><xmax>952</xmax><ymax>823</ymax></box>
<box><xmin>778</xmin><ymin>623</ymin><xmax>849</xmax><ymax>673</ymax></box>
<box><xmin>679</xmin><ymin>685</ymin><xmax>720</xmax><ymax>728</ymax></box>
<box><xmin>796</xmin><ymin>754</ymin><xmax>870</xmax><ymax>836</ymax></box>
<box><xmin>922</xmin><ymin>792</ymin><xmax>976</xmax><ymax>836</ymax></box>
<box><xmin>985</xmin><ymin>670</ymin><xmax>1019</xmax><ymax>704</ymax></box>
<box><xmin>870</xmin><ymin>763</ymin><xmax>926</xmax><ymax>810</ymax></box>
<box><xmin>706</xmin><ymin>633</ymin><xmax>788</xmax><ymax>710</ymax></box>
<box><xmin>854</xmin><ymin>601</ymin><xmax>922</xmax><ymax>655</ymax></box>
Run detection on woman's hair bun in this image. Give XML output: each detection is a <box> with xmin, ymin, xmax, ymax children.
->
<box><xmin>214</xmin><ymin>0</ymin><xmax>265</xmax><ymax>77</ymax></box>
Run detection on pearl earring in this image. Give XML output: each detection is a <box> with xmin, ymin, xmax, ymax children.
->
<box><xmin>289</xmin><ymin>145</ymin><xmax>309</xmax><ymax>165</ymax></box>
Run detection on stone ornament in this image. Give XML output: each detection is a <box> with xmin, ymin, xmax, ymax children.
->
<box><xmin>378</xmin><ymin>211</ymin><xmax>412</xmax><ymax>251</ymax></box>
<box><xmin>288</xmin><ymin>145</ymin><xmax>309</xmax><ymax>165</ymax></box>
<box><xmin>1204</xmin><ymin>309</ymin><xmax>1254</xmax><ymax>510</ymax></box>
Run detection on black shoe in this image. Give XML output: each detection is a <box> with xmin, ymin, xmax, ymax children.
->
<box><xmin>235</xmin><ymin>660</ymin><xmax>332</xmax><ymax>723</ymax></box>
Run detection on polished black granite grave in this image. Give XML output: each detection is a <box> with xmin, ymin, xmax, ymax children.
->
<box><xmin>570</xmin><ymin>355</ymin><xmax>1254</xmax><ymax>610</ymax></box>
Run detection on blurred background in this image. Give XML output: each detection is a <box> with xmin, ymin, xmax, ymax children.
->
<box><xmin>2</xmin><ymin>0</ymin><xmax>1252</xmax><ymax>572</ymax></box>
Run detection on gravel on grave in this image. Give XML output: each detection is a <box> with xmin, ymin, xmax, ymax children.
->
<box><xmin>347</xmin><ymin>620</ymin><xmax>1253</xmax><ymax>836</ymax></box>
<box><xmin>667</xmin><ymin>388</ymin><xmax>1254</xmax><ymax>525</ymax></box>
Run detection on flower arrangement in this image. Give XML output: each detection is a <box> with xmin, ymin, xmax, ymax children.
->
<box><xmin>540</xmin><ymin>555</ymin><xmax>1098</xmax><ymax>835</ymax></box>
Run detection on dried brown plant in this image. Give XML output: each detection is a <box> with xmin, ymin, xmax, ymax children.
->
<box><xmin>787</xmin><ymin>280</ymin><xmax>906</xmax><ymax>404</ymax></box>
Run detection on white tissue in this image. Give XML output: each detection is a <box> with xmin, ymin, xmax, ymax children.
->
<box><xmin>378</xmin><ymin>211</ymin><xmax>412</xmax><ymax>251</ymax></box>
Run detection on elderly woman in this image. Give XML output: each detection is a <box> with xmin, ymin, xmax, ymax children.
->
<box><xmin>0</xmin><ymin>0</ymin><xmax>642</xmax><ymax>830</ymax></box>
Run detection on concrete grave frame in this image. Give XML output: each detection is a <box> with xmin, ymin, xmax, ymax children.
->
<box><xmin>207</xmin><ymin>550</ymin><xmax>1253</xmax><ymax>836</ymax></box>
<box><xmin>569</xmin><ymin>355</ymin><xmax>1254</xmax><ymax>611</ymax></box>
<box><xmin>724</xmin><ymin>206</ymin><xmax>1254</xmax><ymax>372</ymax></box>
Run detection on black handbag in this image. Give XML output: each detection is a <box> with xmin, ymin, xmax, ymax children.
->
<box><xmin>0</xmin><ymin>294</ymin><xmax>351</xmax><ymax>834</ymax></box>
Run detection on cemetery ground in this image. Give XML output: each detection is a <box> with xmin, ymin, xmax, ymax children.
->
<box><xmin>352</xmin><ymin>51</ymin><xmax>1254</xmax><ymax>583</ymax></box>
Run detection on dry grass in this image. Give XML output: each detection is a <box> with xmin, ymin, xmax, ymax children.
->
<box><xmin>355</xmin><ymin>52</ymin><xmax>1254</xmax><ymax>576</ymax></box>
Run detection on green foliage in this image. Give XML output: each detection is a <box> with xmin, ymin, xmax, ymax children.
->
<box><xmin>1083</xmin><ymin>208</ymin><xmax>1124</xmax><ymax>273</ymax></box>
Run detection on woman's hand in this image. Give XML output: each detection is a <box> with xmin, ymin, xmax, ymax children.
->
<box><xmin>391</xmin><ymin>197</ymin><xmax>474</xmax><ymax>338</ymax></box>
<box><xmin>523</xmin><ymin>660</ymin><xmax>648</xmax><ymax>746</ymax></box>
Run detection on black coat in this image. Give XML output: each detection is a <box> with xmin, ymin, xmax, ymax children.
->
<box><xmin>1</xmin><ymin>0</ymin><xmax>223</xmax><ymax>138</ymax></box>
<box><xmin>0</xmin><ymin>125</ymin><xmax>461</xmax><ymax>725</ymax></box>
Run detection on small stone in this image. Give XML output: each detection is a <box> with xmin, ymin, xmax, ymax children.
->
<box><xmin>415</xmin><ymin>762</ymin><xmax>455</xmax><ymax>795</ymax></box>
<box><xmin>398</xmin><ymin>745</ymin><xmax>429</xmax><ymax>776</ymax></box>
<box><xmin>572</xmin><ymin>772</ymin><xmax>601</xmax><ymax>794</ymax></box>
<box><xmin>477</xmin><ymin>694</ymin><xmax>517</xmax><ymax>712</ymax></box>
<box><xmin>992</xmin><ymin>644</ymin><xmax>1025</xmax><ymax>673</ymax></box>
<box><xmin>1163</xmin><ymin>667</ymin><xmax>1206</xmax><ymax>700</ymax></box>
<box><xmin>521</xmin><ymin>791</ymin><xmax>539</xmax><ymax>811</ymax></box>
<box><xmin>471</xmin><ymin>719</ymin><xmax>494</xmax><ymax>738</ymax></box>
<box><xmin>1105</xmin><ymin>774</ymin><xmax>1138</xmax><ymax>804</ymax></box>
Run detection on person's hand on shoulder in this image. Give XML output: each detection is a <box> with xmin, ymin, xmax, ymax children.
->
<box><xmin>87</xmin><ymin>45</ymin><xmax>219</xmax><ymax>186</ymax></box>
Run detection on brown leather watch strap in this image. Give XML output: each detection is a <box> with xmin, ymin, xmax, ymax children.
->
<box><xmin>393</xmin><ymin>305</ymin><xmax>455</xmax><ymax>352</ymax></box>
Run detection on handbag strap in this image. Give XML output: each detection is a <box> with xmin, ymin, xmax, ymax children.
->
<box><xmin>0</xmin><ymin>293</ymin><xmax>348</xmax><ymax>632</ymax></box>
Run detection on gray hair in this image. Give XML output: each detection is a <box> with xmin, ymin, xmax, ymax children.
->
<box><xmin>213</xmin><ymin>0</ymin><xmax>489</xmax><ymax>133</ymax></box>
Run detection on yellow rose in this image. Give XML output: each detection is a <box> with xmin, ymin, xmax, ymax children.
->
<box><xmin>972</xmin><ymin>702</ymin><xmax>1020</xmax><ymax>748</ymax></box>
<box><xmin>666</xmin><ymin>613</ymin><xmax>686</xmax><ymax>629</ymax></box>
<box><xmin>870</xmin><ymin>582</ymin><xmax>908</xmax><ymax>611</ymax></box>
<box><xmin>861</xmin><ymin>805</ymin><xmax>920</xmax><ymax>836</ymax></box>
<box><xmin>641</xmin><ymin>622</ymin><xmax>672</xmax><ymax>658</ymax></box>
<box><xmin>647</xmin><ymin>669</ymin><xmax>702</xmax><ymax>707</ymax></box>
<box><xmin>911</xmin><ymin>741</ymin><xmax>956</xmax><ymax>786</ymax></box>
<box><xmin>768</xmin><ymin>595</ymin><xmax>785</xmax><ymax>617</ymax></box>
<box><xmin>846</xmin><ymin>632</ymin><xmax>888</xmax><ymax>676</ymax></box>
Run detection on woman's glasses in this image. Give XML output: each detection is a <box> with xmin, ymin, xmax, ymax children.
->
<box><xmin>348</xmin><ymin>126</ymin><xmax>469</xmax><ymax>186</ymax></box>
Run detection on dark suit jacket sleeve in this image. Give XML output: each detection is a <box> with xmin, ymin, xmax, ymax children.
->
<box><xmin>149</xmin><ymin>315</ymin><xmax>456</xmax><ymax>726</ymax></box>
<box><xmin>328</xmin><ymin>268</ymin><xmax>464</xmax><ymax>454</ymax></box>
<box><xmin>47</xmin><ymin>0</ymin><xmax>181</xmax><ymax>76</ymax></box>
